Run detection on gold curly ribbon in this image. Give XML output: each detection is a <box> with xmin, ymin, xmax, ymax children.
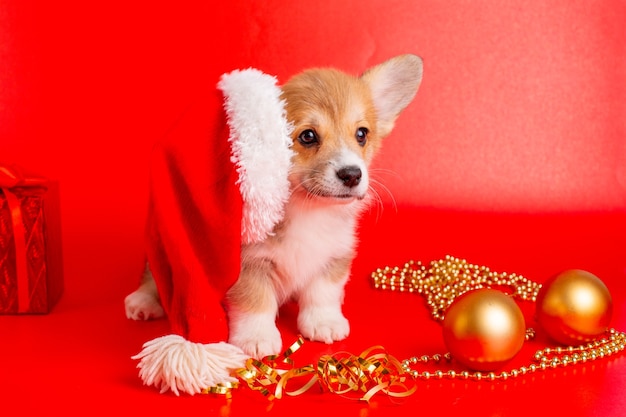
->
<box><xmin>229</xmin><ymin>336</ymin><xmax>415</xmax><ymax>402</ymax></box>
<box><xmin>203</xmin><ymin>382</ymin><xmax>239</xmax><ymax>399</ymax></box>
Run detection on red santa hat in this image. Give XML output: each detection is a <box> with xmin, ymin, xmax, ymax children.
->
<box><xmin>131</xmin><ymin>68</ymin><xmax>294</xmax><ymax>395</ymax></box>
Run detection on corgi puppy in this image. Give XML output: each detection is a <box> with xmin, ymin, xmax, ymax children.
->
<box><xmin>125</xmin><ymin>54</ymin><xmax>423</xmax><ymax>359</ymax></box>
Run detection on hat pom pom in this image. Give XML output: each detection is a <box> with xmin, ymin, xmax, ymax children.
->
<box><xmin>132</xmin><ymin>335</ymin><xmax>249</xmax><ymax>395</ymax></box>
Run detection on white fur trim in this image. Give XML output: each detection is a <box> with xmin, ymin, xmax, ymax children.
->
<box><xmin>218</xmin><ymin>69</ymin><xmax>294</xmax><ymax>244</ymax></box>
<box><xmin>132</xmin><ymin>335</ymin><xmax>248</xmax><ymax>395</ymax></box>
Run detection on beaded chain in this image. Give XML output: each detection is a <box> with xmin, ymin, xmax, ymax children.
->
<box><xmin>371</xmin><ymin>255</ymin><xmax>626</xmax><ymax>381</ymax></box>
<box><xmin>372</xmin><ymin>255</ymin><xmax>542</xmax><ymax>321</ymax></box>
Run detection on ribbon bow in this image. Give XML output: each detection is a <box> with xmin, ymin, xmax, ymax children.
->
<box><xmin>0</xmin><ymin>165</ymin><xmax>47</xmax><ymax>188</ymax></box>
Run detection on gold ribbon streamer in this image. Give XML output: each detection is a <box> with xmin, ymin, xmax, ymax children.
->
<box><xmin>231</xmin><ymin>336</ymin><xmax>416</xmax><ymax>402</ymax></box>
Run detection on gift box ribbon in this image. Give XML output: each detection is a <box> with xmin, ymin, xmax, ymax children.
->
<box><xmin>1</xmin><ymin>165</ymin><xmax>47</xmax><ymax>313</ymax></box>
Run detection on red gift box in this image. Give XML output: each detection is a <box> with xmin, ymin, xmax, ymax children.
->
<box><xmin>0</xmin><ymin>165</ymin><xmax>63</xmax><ymax>314</ymax></box>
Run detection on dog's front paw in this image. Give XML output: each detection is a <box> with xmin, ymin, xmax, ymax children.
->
<box><xmin>229</xmin><ymin>315</ymin><xmax>282</xmax><ymax>359</ymax></box>
<box><xmin>124</xmin><ymin>290</ymin><xmax>165</xmax><ymax>320</ymax></box>
<box><xmin>298</xmin><ymin>308</ymin><xmax>350</xmax><ymax>344</ymax></box>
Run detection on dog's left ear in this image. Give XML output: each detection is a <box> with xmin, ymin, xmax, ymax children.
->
<box><xmin>361</xmin><ymin>54</ymin><xmax>423</xmax><ymax>138</ymax></box>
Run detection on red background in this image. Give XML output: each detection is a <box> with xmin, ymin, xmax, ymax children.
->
<box><xmin>1</xmin><ymin>1</ymin><xmax>625</xmax><ymax>416</ymax></box>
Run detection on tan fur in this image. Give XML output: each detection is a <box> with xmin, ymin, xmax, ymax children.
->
<box><xmin>282</xmin><ymin>68</ymin><xmax>382</xmax><ymax>166</ymax></box>
<box><xmin>227</xmin><ymin>257</ymin><xmax>278</xmax><ymax>314</ymax></box>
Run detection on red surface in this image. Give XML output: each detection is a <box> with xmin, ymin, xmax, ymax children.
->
<box><xmin>1</xmin><ymin>1</ymin><xmax>625</xmax><ymax>415</ymax></box>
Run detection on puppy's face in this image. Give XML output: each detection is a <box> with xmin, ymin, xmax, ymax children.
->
<box><xmin>281</xmin><ymin>54</ymin><xmax>423</xmax><ymax>204</ymax></box>
<box><xmin>281</xmin><ymin>69</ymin><xmax>379</xmax><ymax>202</ymax></box>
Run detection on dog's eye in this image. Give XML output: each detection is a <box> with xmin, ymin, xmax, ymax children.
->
<box><xmin>356</xmin><ymin>127</ymin><xmax>368</xmax><ymax>146</ymax></box>
<box><xmin>298</xmin><ymin>129</ymin><xmax>319</xmax><ymax>147</ymax></box>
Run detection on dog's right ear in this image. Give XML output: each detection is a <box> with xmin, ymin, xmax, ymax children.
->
<box><xmin>361</xmin><ymin>54</ymin><xmax>423</xmax><ymax>138</ymax></box>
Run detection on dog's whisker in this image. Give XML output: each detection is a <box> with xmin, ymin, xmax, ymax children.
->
<box><xmin>368</xmin><ymin>178</ymin><xmax>397</xmax><ymax>215</ymax></box>
<box><xmin>369</xmin><ymin>168</ymin><xmax>399</xmax><ymax>209</ymax></box>
<box><xmin>369</xmin><ymin>167</ymin><xmax>403</xmax><ymax>186</ymax></box>
<box><xmin>366</xmin><ymin>185</ymin><xmax>385</xmax><ymax>222</ymax></box>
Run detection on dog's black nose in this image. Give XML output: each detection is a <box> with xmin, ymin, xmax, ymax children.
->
<box><xmin>337</xmin><ymin>166</ymin><xmax>362</xmax><ymax>188</ymax></box>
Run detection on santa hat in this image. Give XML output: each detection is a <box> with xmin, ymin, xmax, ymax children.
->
<box><xmin>131</xmin><ymin>68</ymin><xmax>294</xmax><ymax>395</ymax></box>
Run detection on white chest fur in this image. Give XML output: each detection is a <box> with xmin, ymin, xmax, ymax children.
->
<box><xmin>242</xmin><ymin>197</ymin><xmax>362</xmax><ymax>300</ymax></box>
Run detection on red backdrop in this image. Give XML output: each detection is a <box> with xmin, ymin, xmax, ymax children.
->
<box><xmin>1</xmin><ymin>1</ymin><xmax>625</xmax><ymax>415</ymax></box>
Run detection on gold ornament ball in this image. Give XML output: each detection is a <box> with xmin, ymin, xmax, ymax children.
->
<box><xmin>442</xmin><ymin>289</ymin><xmax>526</xmax><ymax>371</ymax></box>
<box><xmin>536</xmin><ymin>269</ymin><xmax>613</xmax><ymax>345</ymax></box>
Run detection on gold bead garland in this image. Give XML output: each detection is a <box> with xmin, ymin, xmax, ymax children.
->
<box><xmin>400</xmin><ymin>328</ymin><xmax>626</xmax><ymax>381</ymax></box>
<box><xmin>372</xmin><ymin>255</ymin><xmax>626</xmax><ymax>381</ymax></box>
<box><xmin>372</xmin><ymin>255</ymin><xmax>542</xmax><ymax>322</ymax></box>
